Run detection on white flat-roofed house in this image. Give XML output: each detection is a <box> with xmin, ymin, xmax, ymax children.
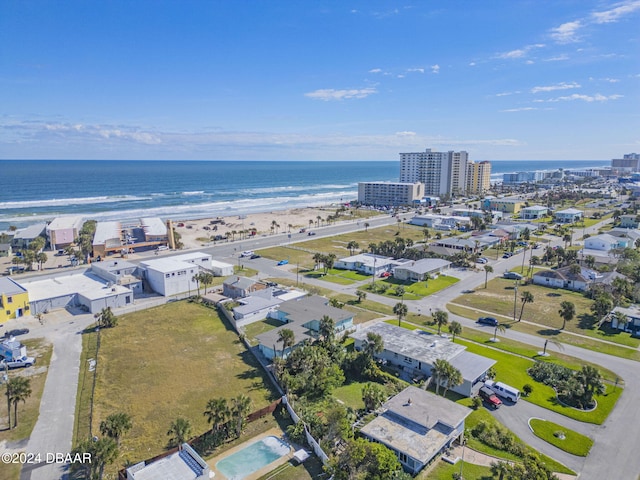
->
<box><xmin>351</xmin><ymin>323</ymin><xmax>496</xmax><ymax>397</ymax></box>
<box><xmin>554</xmin><ymin>208</ymin><xmax>583</xmax><ymax>224</ymax></box>
<box><xmin>619</xmin><ymin>214</ymin><xmax>640</xmax><ymax>229</ymax></box>
<box><xmin>334</xmin><ymin>253</ymin><xmax>397</xmax><ymax>276</ymax></box>
<box><xmin>140</xmin><ymin>255</ymin><xmax>208</xmax><ymax>297</ymax></box>
<box><xmin>233</xmin><ymin>287</ymin><xmax>307</xmax><ymax>326</ymax></box>
<box><xmin>47</xmin><ymin>216</ymin><xmax>84</xmax><ymax>250</ymax></box>
<box><xmin>91</xmin><ymin>260</ymin><xmax>143</xmax><ymax>296</ymax></box>
<box><xmin>360</xmin><ymin>386</ymin><xmax>471</xmax><ymax>475</ymax></box>
<box><xmin>126</xmin><ymin>443</ymin><xmax>210</xmax><ymax>480</ymax></box>
<box><xmin>393</xmin><ymin>259</ymin><xmax>451</xmax><ymax>282</ymax></box>
<box><xmin>210</xmin><ymin>259</ymin><xmax>234</xmax><ymax>277</ymax></box>
<box><xmin>520</xmin><ymin>205</ymin><xmax>548</xmax><ymax>220</ymax></box>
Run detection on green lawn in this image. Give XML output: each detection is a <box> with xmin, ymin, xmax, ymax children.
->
<box><xmin>332</xmin><ymin>381</ymin><xmax>368</xmax><ymax>410</ymax></box>
<box><xmin>366</xmin><ymin>274</ymin><xmax>460</xmax><ymax>300</ymax></box>
<box><xmin>85</xmin><ymin>301</ymin><xmax>279</xmax><ymax>476</ymax></box>
<box><xmin>242</xmin><ymin>317</ymin><xmax>282</xmax><ymax>344</ymax></box>
<box><xmin>451</xmin><ymin>276</ymin><xmax>640</xmax><ymax>349</ymax></box>
<box><xmin>448</xmin><ymin>303</ymin><xmax>640</xmax><ymax>362</ymax></box>
<box><xmin>421</xmin><ymin>460</ymin><xmax>493</xmax><ymax>480</ymax></box>
<box><xmin>529</xmin><ymin>418</ymin><xmax>593</xmax><ymax>456</ymax></box>
<box><xmin>0</xmin><ymin>338</ymin><xmax>53</xmax><ymax>480</ymax></box>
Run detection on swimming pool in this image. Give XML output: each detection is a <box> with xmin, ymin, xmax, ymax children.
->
<box><xmin>216</xmin><ymin>435</ymin><xmax>290</xmax><ymax>479</ymax></box>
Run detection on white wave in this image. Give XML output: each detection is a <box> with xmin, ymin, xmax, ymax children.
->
<box><xmin>0</xmin><ymin>190</ymin><xmax>358</xmax><ymax>225</ymax></box>
<box><xmin>241</xmin><ymin>183</ymin><xmax>357</xmax><ymax>195</ymax></box>
<box><xmin>0</xmin><ymin>195</ymin><xmax>150</xmax><ymax>209</ymax></box>
<box><xmin>182</xmin><ymin>191</ymin><xmax>205</xmax><ymax>195</ymax></box>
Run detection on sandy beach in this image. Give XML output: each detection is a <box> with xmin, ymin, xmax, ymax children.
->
<box><xmin>172</xmin><ymin>206</ymin><xmax>342</xmax><ymax>249</ymax></box>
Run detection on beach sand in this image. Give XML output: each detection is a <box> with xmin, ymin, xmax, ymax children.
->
<box><xmin>172</xmin><ymin>206</ymin><xmax>341</xmax><ymax>249</ymax></box>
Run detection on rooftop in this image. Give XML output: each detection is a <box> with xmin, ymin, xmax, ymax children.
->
<box><xmin>47</xmin><ymin>216</ymin><xmax>84</xmax><ymax>230</ymax></box>
<box><xmin>17</xmin><ymin>271</ymin><xmax>131</xmax><ymax>302</ymax></box>
<box><xmin>0</xmin><ymin>277</ymin><xmax>27</xmax><ymax>296</ymax></box>
<box><xmin>141</xmin><ymin>217</ymin><xmax>167</xmax><ymax>237</ymax></box>
<box><xmin>394</xmin><ymin>258</ymin><xmax>451</xmax><ymax>275</ymax></box>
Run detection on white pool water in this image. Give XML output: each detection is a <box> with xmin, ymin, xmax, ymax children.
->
<box><xmin>216</xmin><ymin>435</ymin><xmax>290</xmax><ymax>480</ymax></box>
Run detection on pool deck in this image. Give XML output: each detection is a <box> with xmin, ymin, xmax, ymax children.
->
<box><xmin>208</xmin><ymin>427</ymin><xmax>294</xmax><ymax>480</ymax></box>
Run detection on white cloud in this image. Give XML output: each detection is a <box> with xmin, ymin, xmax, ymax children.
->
<box><xmin>495</xmin><ymin>91</ymin><xmax>521</xmax><ymax>96</ymax></box>
<box><xmin>304</xmin><ymin>87</ymin><xmax>377</xmax><ymax>101</ymax></box>
<box><xmin>550</xmin><ymin>20</ymin><xmax>583</xmax><ymax>43</ymax></box>
<box><xmin>548</xmin><ymin>93</ymin><xmax>623</xmax><ymax>102</ymax></box>
<box><xmin>407</xmin><ymin>68</ymin><xmax>425</xmax><ymax>73</ymax></box>
<box><xmin>469</xmin><ymin>62</ymin><xmax>476</xmax><ymax>66</ymax></box>
<box><xmin>368</xmin><ymin>68</ymin><xmax>382</xmax><ymax>73</ymax></box>
<box><xmin>496</xmin><ymin>44</ymin><xmax>545</xmax><ymax>59</ymax></box>
<box><xmin>531</xmin><ymin>82</ymin><xmax>581</xmax><ymax>93</ymax></box>
<box><xmin>500</xmin><ymin>107</ymin><xmax>538</xmax><ymax>112</ymax></box>
<box><xmin>397</xmin><ymin>74</ymin><xmax>405</xmax><ymax>78</ymax></box>
<box><xmin>395</xmin><ymin>131</ymin><xmax>416</xmax><ymax>136</ymax></box>
<box><xmin>591</xmin><ymin>0</ymin><xmax>640</xmax><ymax>23</ymax></box>
<box><xmin>431</xmin><ymin>64</ymin><xmax>440</xmax><ymax>74</ymax></box>
<box><xmin>544</xmin><ymin>54</ymin><xmax>569</xmax><ymax>62</ymax></box>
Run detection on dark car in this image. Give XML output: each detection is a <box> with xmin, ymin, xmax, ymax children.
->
<box><xmin>503</xmin><ymin>271</ymin><xmax>523</xmax><ymax>280</ymax></box>
<box><xmin>478</xmin><ymin>386</ymin><xmax>502</xmax><ymax>409</ymax></box>
<box><xmin>307</xmin><ymin>231</ymin><xmax>316</xmax><ymax>236</ymax></box>
<box><xmin>250</xmin><ymin>254</ymin><xmax>261</xmax><ymax>259</ymax></box>
<box><xmin>5</xmin><ymin>328</ymin><xmax>29</xmax><ymax>337</ymax></box>
<box><xmin>477</xmin><ymin>317</ymin><xmax>498</xmax><ymax>327</ymax></box>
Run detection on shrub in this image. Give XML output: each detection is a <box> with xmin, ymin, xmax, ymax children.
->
<box><xmin>472</xmin><ymin>396</ymin><xmax>483</xmax><ymax>410</ymax></box>
<box><xmin>470</xmin><ymin>421</ymin><xmax>526</xmax><ymax>457</ymax></box>
<box><xmin>522</xmin><ymin>384</ymin><xmax>533</xmax><ymax>397</ymax></box>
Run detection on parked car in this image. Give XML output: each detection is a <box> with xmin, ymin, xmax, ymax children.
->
<box><xmin>240</xmin><ymin>250</ymin><xmax>254</xmax><ymax>258</ymax></box>
<box><xmin>503</xmin><ymin>271</ymin><xmax>523</xmax><ymax>280</ymax></box>
<box><xmin>477</xmin><ymin>317</ymin><xmax>498</xmax><ymax>327</ymax></box>
<box><xmin>478</xmin><ymin>386</ymin><xmax>502</xmax><ymax>409</ymax></box>
<box><xmin>485</xmin><ymin>379</ymin><xmax>520</xmax><ymax>403</ymax></box>
<box><xmin>1</xmin><ymin>356</ymin><xmax>35</xmax><ymax>369</ymax></box>
<box><xmin>476</xmin><ymin>257</ymin><xmax>488</xmax><ymax>264</ymax></box>
<box><xmin>379</xmin><ymin>271</ymin><xmax>391</xmax><ymax>278</ymax></box>
<box><xmin>502</xmin><ymin>252</ymin><xmax>512</xmax><ymax>258</ymax></box>
<box><xmin>250</xmin><ymin>254</ymin><xmax>261</xmax><ymax>259</ymax></box>
<box><xmin>307</xmin><ymin>231</ymin><xmax>316</xmax><ymax>236</ymax></box>
<box><xmin>277</xmin><ymin>260</ymin><xmax>289</xmax><ymax>266</ymax></box>
<box><xmin>4</xmin><ymin>328</ymin><xmax>29</xmax><ymax>337</ymax></box>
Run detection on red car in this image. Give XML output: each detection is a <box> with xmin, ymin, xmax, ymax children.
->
<box><xmin>379</xmin><ymin>271</ymin><xmax>391</xmax><ymax>278</ymax></box>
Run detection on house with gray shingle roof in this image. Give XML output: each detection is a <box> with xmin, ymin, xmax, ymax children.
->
<box><xmin>392</xmin><ymin>258</ymin><xmax>451</xmax><ymax>282</ymax></box>
<box><xmin>532</xmin><ymin>266</ymin><xmax>590</xmax><ymax>291</ymax></box>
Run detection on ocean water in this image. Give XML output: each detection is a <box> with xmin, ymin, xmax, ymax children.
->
<box><xmin>0</xmin><ymin>159</ymin><xmax>607</xmax><ymax>230</ymax></box>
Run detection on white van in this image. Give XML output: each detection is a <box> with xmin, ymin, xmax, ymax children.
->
<box><xmin>484</xmin><ymin>380</ymin><xmax>520</xmax><ymax>403</ymax></box>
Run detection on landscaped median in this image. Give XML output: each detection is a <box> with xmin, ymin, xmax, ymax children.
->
<box><xmin>528</xmin><ymin>418</ymin><xmax>593</xmax><ymax>456</ymax></box>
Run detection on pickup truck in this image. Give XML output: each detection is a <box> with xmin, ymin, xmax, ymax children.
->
<box><xmin>478</xmin><ymin>386</ymin><xmax>502</xmax><ymax>409</ymax></box>
<box><xmin>1</xmin><ymin>356</ymin><xmax>36</xmax><ymax>369</ymax></box>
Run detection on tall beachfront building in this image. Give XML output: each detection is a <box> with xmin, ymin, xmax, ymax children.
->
<box><xmin>612</xmin><ymin>153</ymin><xmax>640</xmax><ymax>173</ymax></box>
<box><xmin>466</xmin><ymin>160</ymin><xmax>492</xmax><ymax>195</ymax></box>
<box><xmin>399</xmin><ymin>149</ymin><xmax>468</xmax><ymax>197</ymax></box>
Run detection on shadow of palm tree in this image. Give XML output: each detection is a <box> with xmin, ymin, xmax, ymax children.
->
<box><xmin>538</xmin><ymin>328</ymin><xmax>560</xmax><ymax>336</ymax></box>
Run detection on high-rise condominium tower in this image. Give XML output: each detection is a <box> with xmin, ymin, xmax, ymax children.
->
<box><xmin>399</xmin><ymin>149</ymin><xmax>469</xmax><ymax>196</ymax></box>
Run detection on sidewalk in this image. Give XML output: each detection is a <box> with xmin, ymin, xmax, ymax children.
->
<box><xmin>448</xmin><ymin>444</ymin><xmax>577</xmax><ymax>480</ymax></box>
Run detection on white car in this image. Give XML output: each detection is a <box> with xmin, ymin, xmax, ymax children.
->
<box><xmin>240</xmin><ymin>250</ymin><xmax>254</xmax><ymax>258</ymax></box>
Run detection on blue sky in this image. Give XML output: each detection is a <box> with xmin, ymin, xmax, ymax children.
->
<box><xmin>1</xmin><ymin>1</ymin><xmax>638</xmax><ymax>161</ymax></box>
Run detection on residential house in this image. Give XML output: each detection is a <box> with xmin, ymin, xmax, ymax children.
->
<box><xmin>334</xmin><ymin>253</ymin><xmax>397</xmax><ymax>276</ymax></box>
<box><xmin>140</xmin><ymin>253</ymin><xmax>212</xmax><ymax>297</ymax></box>
<box><xmin>532</xmin><ymin>266</ymin><xmax>590</xmax><ymax>292</ymax></box>
<box><xmin>482</xmin><ymin>198</ymin><xmax>526</xmax><ymax>214</ymax></box>
<box><xmin>554</xmin><ymin>208</ymin><xmax>583</xmax><ymax>224</ymax></box>
<box><xmin>11</xmin><ymin>223</ymin><xmax>47</xmax><ymax>251</ymax></box>
<box><xmin>351</xmin><ymin>323</ymin><xmax>496</xmax><ymax>397</ymax></box>
<box><xmin>520</xmin><ymin>205</ymin><xmax>548</xmax><ymax>220</ymax></box>
<box><xmin>0</xmin><ymin>243</ymin><xmax>12</xmax><ymax>258</ymax></box>
<box><xmin>223</xmin><ymin>276</ymin><xmax>263</xmax><ymax>299</ymax></box>
<box><xmin>0</xmin><ymin>277</ymin><xmax>30</xmax><ymax>321</ymax></box>
<box><xmin>610</xmin><ymin>305</ymin><xmax>640</xmax><ymax>335</ymax></box>
<box><xmin>360</xmin><ymin>386</ymin><xmax>471</xmax><ymax>475</ymax></box>
<box><xmin>256</xmin><ymin>295</ymin><xmax>354</xmax><ymax>359</ymax></box>
<box><xmin>210</xmin><ymin>259</ymin><xmax>234</xmax><ymax>277</ymax></box>
<box><xmin>393</xmin><ymin>259</ymin><xmax>451</xmax><ymax>282</ymax></box>
<box><xmin>232</xmin><ymin>287</ymin><xmax>306</xmax><ymax>326</ymax></box>
<box><xmin>584</xmin><ymin>234</ymin><xmax>629</xmax><ymax>252</ymax></box>
<box><xmin>431</xmin><ymin>237</ymin><xmax>491</xmax><ymax>252</ymax></box>
<box><xmin>619</xmin><ymin>215</ymin><xmax>640</xmax><ymax>229</ymax></box>
<box><xmin>46</xmin><ymin>216</ymin><xmax>84</xmax><ymax>250</ymax></box>
<box><xmin>125</xmin><ymin>443</ymin><xmax>210</xmax><ymax>480</ymax></box>
<box><xmin>91</xmin><ymin>260</ymin><xmax>143</xmax><ymax>296</ymax></box>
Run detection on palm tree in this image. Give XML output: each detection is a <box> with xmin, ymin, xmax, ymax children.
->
<box><xmin>192</xmin><ymin>272</ymin><xmax>203</xmax><ymax>296</ymax></box>
<box><xmin>204</xmin><ymin>397</ymin><xmax>229</xmax><ymax>437</ymax></box>
<box><xmin>362</xmin><ymin>382</ymin><xmax>386</xmax><ymax>411</ymax></box>
<box><xmin>94</xmin><ymin>307</ymin><xmax>117</xmax><ymax>328</ymax></box>
<box><xmin>7</xmin><ymin>377</ymin><xmax>31</xmax><ymax>428</ymax></box>
<box><xmin>167</xmin><ymin>417</ymin><xmax>192</xmax><ymax>447</ymax></box>
<box><xmin>318</xmin><ymin>315</ymin><xmax>335</xmax><ymax>345</ymax></box>
<box><xmin>558</xmin><ymin>301</ymin><xmax>576</xmax><ymax>330</ymax></box>
<box><xmin>613</xmin><ymin>311</ymin><xmax>629</xmax><ymax>331</ymax></box>
<box><xmin>541</xmin><ymin>338</ymin><xmax>564</xmax><ymax>356</ymax></box>
<box><xmin>483</xmin><ymin>265</ymin><xmax>493</xmax><ymax>288</ymax></box>
<box><xmin>490</xmin><ymin>461</ymin><xmax>511</xmax><ymax>480</ymax></box>
<box><xmin>312</xmin><ymin>252</ymin><xmax>324</xmax><ymax>271</ymax></box>
<box><xmin>316</xmin><ymin>215</ymin><xmax>322</xmax><ymax>228</ymax></box>
<box><xmin>364</xmin><ymin>222</ymin><xmax>370</xmax><ymax>232</ymax></box>
<box><xmin>347</xmin><ymin>240</ymin><xmax>359</xmax><ymax>255</ymax></box>
<box><xmin>575</xmin><ymin>365</ymin><xmax>605</xmax><ymax>407</ymax></box>
<box><xmin>93</xmin><ymin>437</ymin><xmax>119</xmax><ymax>480</ymax></box>
<box><xmin>431</xmin><ymin>358</ymin><xmax>450</xmax><ymax>396</ymax></box>
<box><xmin>99</xmin><ymin>412</ymin><xmax>132</xmax><ymax>446</ymax></box>
<box><xmin>231</xmin><ymin>394</ymin><xmax>252</xmax><ymax>437</ymax></box>
<box><xmin>363</xmin><ymin>332</ymin><xmax>384</xmax><ymax>359</ymax></box>
<box><xmin>518</xmin><ymin>291</ymin><xmax>534</xmax><ymax>322</ymax></box>
<box><xmin>433</xmin><ymin>309</ymin><xmax>448</xmax><ymax>335</ymax></box>
<box><xmin>492</xmin><ymin>323</ymin><xmax>506</xmax><ymax>342</ymax></box>
<box><xmin>277</xmin><ymin>328</ymin><xmax>295</xmax><ymax>358</ymax></box>
<box><xmin>448</xmin><ymin>321</ymin><xmax>462</xmax><ymax>342</ymax></box>
<box><xmin>356</xmin><ymin>290</ymin><xmax>367</xmax><ymax>303</ymax></box>
<box><xmin>393</xmin><ymin>302</ymin><xmax>408</xmax><ymax>327</ymax></box>
<box><xmin>442</xmin><ymin>364</ymin><xmax>463</xmax><ymax>398</ymax></box>
<box><xmin>35</xmin><ymin>252</ymin><xmax>47</xmax><ymax>270</ymax></box>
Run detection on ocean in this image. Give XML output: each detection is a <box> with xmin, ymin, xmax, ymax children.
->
<box><xmin>0</xmin><ymin>159</ymin><xmax>608</xmax><ymax>231</ymax></box>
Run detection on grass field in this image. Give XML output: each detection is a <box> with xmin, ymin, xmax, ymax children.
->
<box><xmin>529</xmin><ymin>418</ymin><xmax>593</xmax><ymax>457</ymax></box>
<box><xmin>451</xmin><ymin>276</ymin><xmax>639</xmax><ymax>348</ymax></box>
<box><xmin>85</xmin><ymin>300</ymin><xmax>279</xmax><ymax>475</ymax></box>
<box><xmin>0</xmin><ymin>338</ymin><xmax>52</xmax><ymax>480</ymax></box>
